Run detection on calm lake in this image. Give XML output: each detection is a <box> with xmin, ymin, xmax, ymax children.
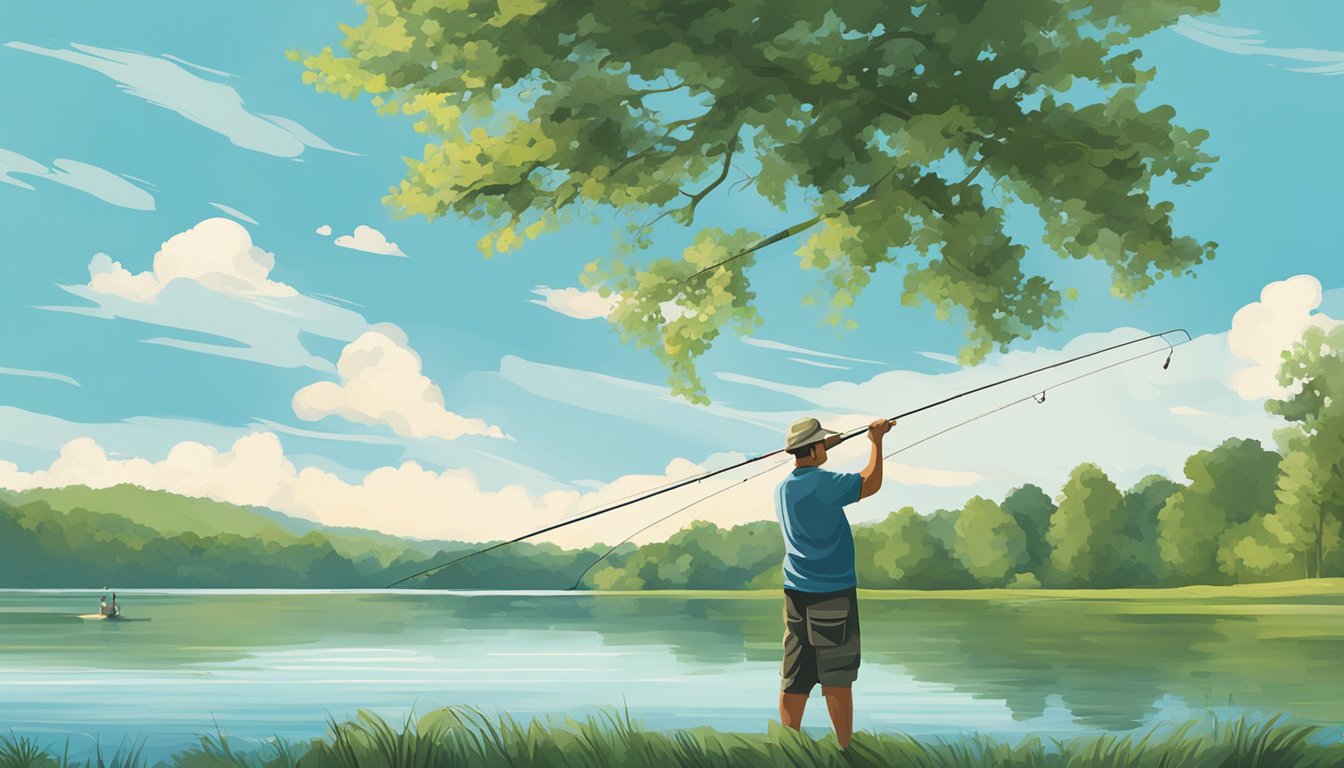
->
<box><xmin>2</xmin><ymin>589</ymin><xmax>1343</xmax><ymax>761</ymax></box>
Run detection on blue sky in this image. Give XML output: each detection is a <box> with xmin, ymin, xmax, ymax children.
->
<box><xmin>0</xmin><ymin>1</ymin><xmax>1340</xmax><ymax>543</ymax></box>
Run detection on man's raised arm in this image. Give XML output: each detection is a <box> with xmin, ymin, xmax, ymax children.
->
<box><xmin>859</xmin><ymin>419</ymin><xmax>894</xmax><ymax>499</ymax></box>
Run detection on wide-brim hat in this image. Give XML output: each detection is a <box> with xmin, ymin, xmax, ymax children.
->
<box><xmin>786</xmin><ymin>417</ymin><xmax>837</xmax><ymax>451</ymax></box>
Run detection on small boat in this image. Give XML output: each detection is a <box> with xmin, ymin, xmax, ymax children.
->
<box><xmin>81</xmin><ymin>588</ymin><xmax>125</xmax><ymax>621</ymax></box>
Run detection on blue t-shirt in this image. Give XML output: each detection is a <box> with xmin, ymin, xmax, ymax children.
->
<box><xmin>775</xmin><ymin>467</ymin><xmax>863</xmax><ymax>592</ymax></box>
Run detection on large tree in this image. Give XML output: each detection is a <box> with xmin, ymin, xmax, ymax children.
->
<box><xmin>1156</xmin><ymin>438</ymin><xmax>1281</xmax><ymax>585</ymax></box>
<box><xmin>1001</xmin><ymin>483</ymin><xmax>1055</xmax><ymax>575</ymax></box>
<box><xmin>1047</xmin><ymin>463</ymin><xmax>1125</xmax><ymax>586</ymax></box>
<box><xmin>298</xmin><ymin>0</ymin><xmax>1218</xmax><ymax>401</ymax></box>
<box><xmin>854</xmin><ymin>507</ymin><xmax>936</xmax><ymax>587</ymax></box>
<box><xmin>952</xmin><ymin>496</ymin><xmax>1027</xmax><ymax>587</ymax></box>
<box><xmin>1114</xmin><ymin>474</ymin><xmax>1180</xmax><ymax>585</ymax></box>
<box><xmin>1263</xmin><ymin>325</ymin><xmax>1344</xmax><ymax>578</ymax></box>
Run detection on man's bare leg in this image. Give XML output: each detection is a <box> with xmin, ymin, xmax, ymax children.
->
<box><xmin>821</xmin><ymin>686</ymin><xmax>853</xmax><ymax>748</ymax></box>
<box><xmin>779</xmin><ymin>692</ymin><xmax>808</xmax><ymax>730</ymax></box>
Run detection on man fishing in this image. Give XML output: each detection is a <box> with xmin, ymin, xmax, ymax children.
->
<box><xmin>776</xmin><ymin>415</ymin><xmax>893</xmax><ymax>749</ymax></box>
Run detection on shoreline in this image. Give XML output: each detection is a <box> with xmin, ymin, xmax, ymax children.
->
<box><xmin>2</xmin><ymin>578</ymin><xmax>1341</xmax><ymax>599</ymax></box>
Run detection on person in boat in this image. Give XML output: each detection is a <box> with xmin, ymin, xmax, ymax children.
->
<box><xmin>100</xmin><ymin>594</ymin><xmax>109</xmax><ymax>616</ymax></box>
<box><xmin>775</xmin><ymin>416</ymin><xmax>893</xmax><ymax>750</ymax></box>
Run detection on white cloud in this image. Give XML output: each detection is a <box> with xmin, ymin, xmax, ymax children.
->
<box><xmin>529</xmin><ymin>286</ymin><xmax>619</xmax><ymax>320</ymax></box>
<box><xmin>333</xmin><ymin>225</ymin><xmax>406</xmax><ymax>257</ymax></box>
<box><xmin>0</xmin><ymin>434</ymin><xmax>307</xmax><ymax>529</ymax></box>
<box><xmin>0</xmin><ymin>147</ymin><xmax>155</xmax><ymax>210</ymax></box>
<box><xmin>887</xmin><ymin>462</ymin><xmax>982</xmax><ymax>487</ymax></box>
<box><xmin>1170</xmin><ymin>406</ymin><xmax>1213</xmax><ymax>417</ymax></box>
<box><xmin>315</xmin><ymin>224</ymin><xmax>332</xmax><ymax>236</ymax></box>
<box><xmin>0</xmin><ymin>432</ymin><xmax>753</xmax><ymax>545</ymax></box>
<box><xmin>5</xmin><ymin>42</ymin><xmax>356</xmax><ymax>157</ymax></box>
<box><xmin>1226</xmin><ymin>275</ymin><xmax>1340</xmax><ymax>400</ymax></box>
<box><xmin>1174</xmin><ymin>17</ymin><xmax>1344</xmax><ymax>75</ymax></box>
<box><xmin>527</xmin><ymin>286</ymin><xmax>696</xmax><ymax>325</ymax></box>
<box><xmin>209</xmin><ymin>202</ymin><xmax>258</xmax><ymax>225</ymax></box>
<box><xmin>0</xmin><ymin>427</ymin><xmax>1041</xmax><ymax>545</ymax></box>
<box><xmin>0</xmin><ymin>367</ymin><xmax>79</xmax><ymax>388</ymax></box>
<box><xmin>48</xmin><ymin>218</ymin><xmax>369</xmax><ymax>370</ymax></box>
<box><xmin>741</xmin><ymin>336</ymin><xmax>885</xmax><ymax>365</ymax></box>
<box><xmin>293</xmin><ymin>327</ymin><xmax>506</xmax><ymax>441</ymax></box>
<box><xmin>84</xmin><ymin>217</ymin><xmax>295</xmax><ymax>301</ymax></box>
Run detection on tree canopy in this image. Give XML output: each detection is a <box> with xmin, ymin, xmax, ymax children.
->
<box><xmin>297</xmin><ymin>0</ymin><xmax>1218</xmax><ymax>401</ymax></box>
<box><xmin>1263</xmin><ymin>324</ymin><xmax>1344</xmax><ymax>578</ymax></box>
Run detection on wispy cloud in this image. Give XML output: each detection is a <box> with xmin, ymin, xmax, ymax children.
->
<box><xmin>741</xmin><ymin>336</ymin><xmax>885</xmax><ymax>366</ymax></box>
<box><xmin>529</xmin><ymin>286</ymin><xmax>619</xmax><ymax>320</ymax></box>
<box><xmin>209</xmin><ymin>202</ymin><xmax>258</xmax><ymax>225</ymax></box>
<box><xmin>5</xmin><ymin>42</ymin><xmax>357</xmax><ymax>156</ymax></box>
<box><xmin>1174</xmin><ymin>17</ymin><xmax>1344</xmax><ymax>75</ymax></box>
<box><xmin>0</xmin><ymin>147</ymin><xmax>154</xmax><ymax>210</ymax></box>
<box><xmin>788</xmin><ymin>357</ymin><xmax>849</xmax><ymax>370</ymax></box>
<box><xmin>0</xmin><ymin>367</ymin><xmax>80</xmax><ymax>388</ymax></box>
<box><xmin>160</xmin><ymin>53</ymin><xmax>235</xmax><ymax>78</ymax></box>
<box><xmin>916</xmin><ymin>351</ymin><xmax>960</xmax><ymax>366</ymax></box>
<box><xmin>46</xmin><ymin>218</ymin><xmax>369</xmax><ymax>371</ymax></box>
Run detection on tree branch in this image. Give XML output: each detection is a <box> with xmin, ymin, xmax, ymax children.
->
<box><xmin>629</xmin><ymin>81</ymin><xmax>687</xmax><ymax>96</ymax></box>
<box><xmin>952</xmin><ymin>154</ymin><xmax>990</xmax><ymax>194</ymax></box>
<box><xmin>677</xmin><ymin>166</ymin><xmax>899</xmax><ymax>285</ymax></box>
<box><xmin>460</xmin><ymin>160</ymin><xmax>545</xmax><ymax>201</ymax></box>
<box><xmin>678</xmin><ymin>133</ymin><xmax>739</xmax><ymax>224</ymax></box>
<box><xmin>547</xmin><ymin>120</ymin><xmax>691</xmax><ymax>213</ymax></box>
<box><xmin>869</xmin><ymin>28</ymin><xmax>935</xmax><ymax>51</ymax></box>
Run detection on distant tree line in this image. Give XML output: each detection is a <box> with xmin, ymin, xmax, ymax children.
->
<box><xmin>588</xmin><ymin>435</ymin><xmax>1328</xmax><ymax>590</ymax></box>
<box><xmin>0</xmin><ymin>500</ymin><xmax>617</xmax><ymax>590</ymax></box>
<box><xmin>3</xmin><ymin>326</ymin><xmax>1340</xmax><ymax>590</ymax></box>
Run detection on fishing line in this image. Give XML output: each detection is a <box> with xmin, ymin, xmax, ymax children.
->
<box><xmin>386</xmin><ymin>328</ymin><xmax>1190</xmax><ymax>588</ymax></box>
<box><xmin>565</xmin><ymin>341</ymin><xmax>1181</xmax><ymax>589</ymax></box>
<box><xmin>817</xmin><ymin>329</ymin><xmax>1186</xmax><ymax>450</ymax></box>
<box><xmin>565</xmin><ymin>457</ymin><xmax>794</xmax><ymax>590</ymax></box>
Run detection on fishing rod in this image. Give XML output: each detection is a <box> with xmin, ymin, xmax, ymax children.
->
<box><xmin>565</xmin><ymin>338</ymin><xmax>1188</xmax><ymax>589</ymax></box>
<box><xmin>386</xmin><ymin>327</ymin><xmax>1190</xmax><ymax>588</ymax></box>
<box><xmin>561</xmin><ymin>336</ymin><xmax>1193</xmax><ymax>589</ymax></box>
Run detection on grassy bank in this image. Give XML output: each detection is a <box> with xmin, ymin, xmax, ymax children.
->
<box><xmin>4</xmin><ymin>709</ymin><xmax>1343</xmax><ymax>768</ymax></box>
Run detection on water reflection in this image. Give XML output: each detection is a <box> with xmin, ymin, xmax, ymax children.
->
<box><xmin>2</xmin><ymin>590</ymin><xmax>1342</xmax><ymax>742</ymax></box>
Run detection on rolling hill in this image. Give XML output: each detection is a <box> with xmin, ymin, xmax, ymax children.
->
<box><xmin>6</xmin><ymin>484</ymin><xmax>465</xmax><ymax>567</ymax></box>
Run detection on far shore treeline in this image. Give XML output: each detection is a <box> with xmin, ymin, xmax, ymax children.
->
<box><xmin>2</xmin><ymin>326</ymin><xmax>1341</xmax><ymax>591</ymax></box>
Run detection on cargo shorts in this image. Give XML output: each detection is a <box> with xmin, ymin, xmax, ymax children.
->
<box><xmin>781</xmin><ymin>587</ymin><xmax>861</xmax><ymax>693</ymax></box>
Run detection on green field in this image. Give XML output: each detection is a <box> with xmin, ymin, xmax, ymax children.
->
<box><xmin>596</xmin><ymin>578</ymin><xmax>1344</xmax><ymax>600</ymax></box>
